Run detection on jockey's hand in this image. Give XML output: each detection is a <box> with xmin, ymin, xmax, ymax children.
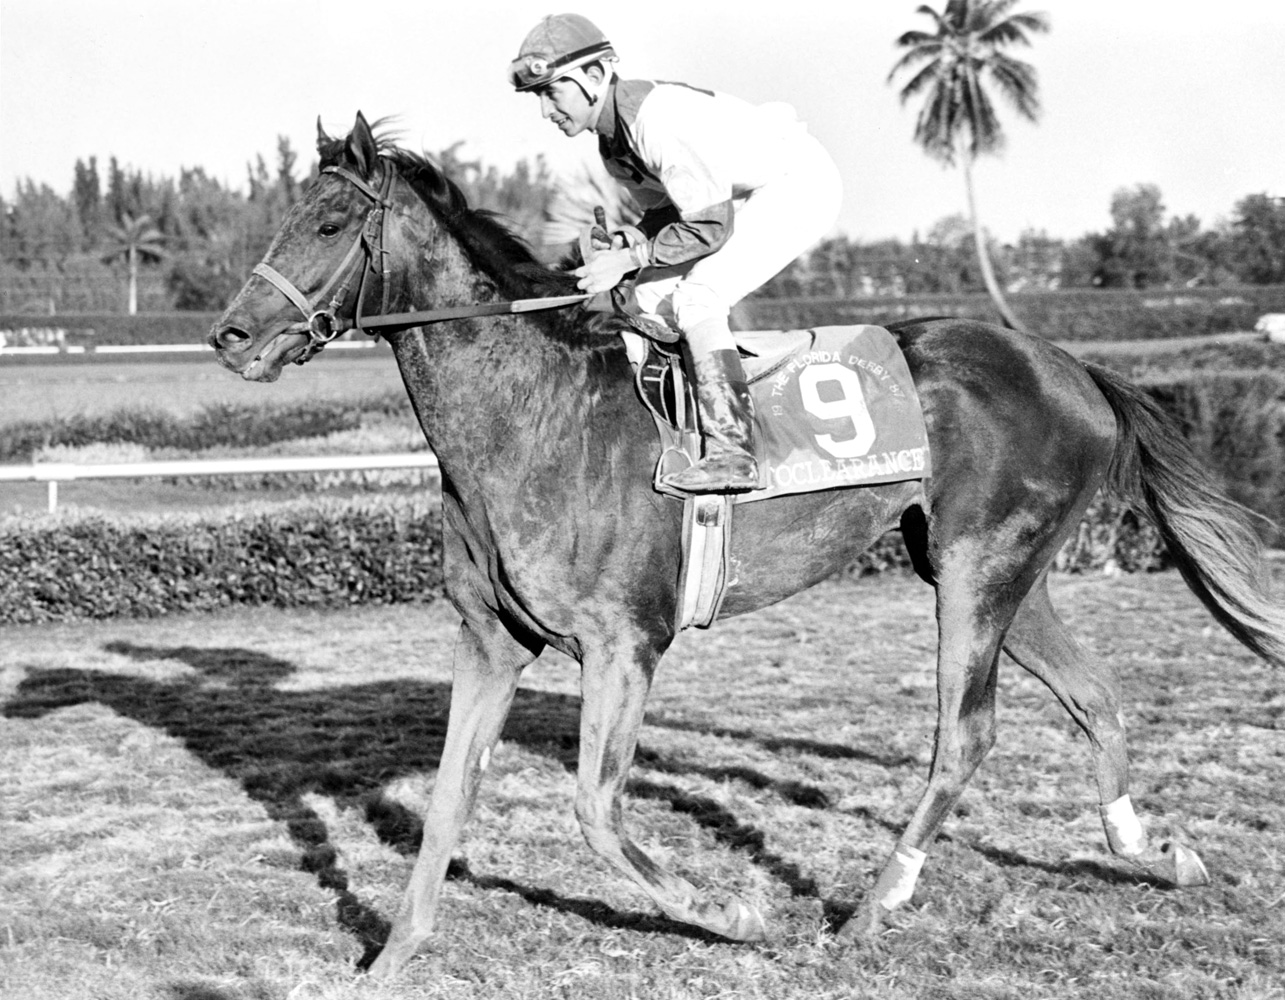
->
<box><xmin>574</xmin><ymin>248</ymin><xmax>638</xmax><ymax>295</ymax></box>
<box><xmin>582</xmin><ymin>222</ymin><xmax>613</xmax><ymax>253</ymax></box>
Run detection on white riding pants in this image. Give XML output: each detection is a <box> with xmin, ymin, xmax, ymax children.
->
<box><xmin>630</xmin><ymin>131</ymin><xmax>843</xmax><ymax>357</ymax></box>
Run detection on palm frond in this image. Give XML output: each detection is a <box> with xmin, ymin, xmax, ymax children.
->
<box><xmin>1005</xmin><ymin>11</ymin><xmax>1051</xmax><ymax>34</ymax></box>
<box><xmin>913</xmin><ymin>4</ymin><xmax>948</xmax><ymax>30</ymax></box>
<box><xmin>979</xmin><ymin>12</ymin><xmax>1050</xmax><ymax>47</ymax></box>
<box><xmin>893</xmin><ymin>29</ymin><xmax>941</xmax><ymax>49</ymax></box>
<box><xmin>888</xmin><ymin>43</ymin><xmax>944</xmax><ymax>83</ymax></box>
<box><xmin>987</xmin><ymin>53</ymin><xmax>1042</xmax><ymax>121</ymax></box>
<box><xmin>894</xmin><ymin>60</ymin><xmax>946</xmax><ymax>102</ymax></box>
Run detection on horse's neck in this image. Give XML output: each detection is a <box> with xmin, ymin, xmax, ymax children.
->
<box><xmin>385</xmin><ymin>226</ymin><xmax>622</xmax><ymax>495</ymax></box>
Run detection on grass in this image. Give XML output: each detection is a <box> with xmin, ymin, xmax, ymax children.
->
<box><xmin>0</xmin><ymin>354</ymin><xmax>420</xmax><ymax>517</ymax></box>
<box><xmin>3</xmin><ymin>570</ymin><xmax>1283</xmax><ymax>999</ymax></box>
<box><xmin>0</xmin><ymin>352</ymin><xmax>404</xmax><ymax>422</ymax></box>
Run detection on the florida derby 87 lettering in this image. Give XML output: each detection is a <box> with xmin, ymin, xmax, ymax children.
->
<box><xmin>740</xmin><ymin>325</ymin><xmax>932</xmax><ymax>504</ymax></box>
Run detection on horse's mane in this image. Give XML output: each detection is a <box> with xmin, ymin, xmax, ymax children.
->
<box><xmin>317</xmin><ymin>127</ymin><xmax>613</xmax><ymax>347</ymax></box>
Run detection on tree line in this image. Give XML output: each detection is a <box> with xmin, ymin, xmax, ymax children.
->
<box><xmin>4</xmin><ymin>138</ymin><xmax>1282</xmax><ymax>315</ymax></box>
<box><xmin>756</xmin><ymin>185</ymin><xmax>1285</xmax><ymax>301</ymax></box>
<box><xmin>0</xmin><ymin>138</ymin><xmax>559</xmax><ymax>314</ymax></box>
<box><xmin>6</xmin><ymin>2</ymin><xmax>1284</xmax><ymax>316</ymax></box>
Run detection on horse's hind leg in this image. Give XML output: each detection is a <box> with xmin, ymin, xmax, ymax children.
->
<box><xmin>574</xmin><ymin>632</ymin><xmax>767</xmax><ymax>941</ymax></box>
<box><xmin>369</xmin><ymin>614</ymin><xmax>541</xmax><ymax>980</ymax></box>
<box><xmin>1003</xmin><ymin>574</ymin><xmax>1209</xmax><ymax>886</ymax></box>
<box><xmin>839</xmin><ymin>550</ymin><xmax>1012</xmax><ymax>940</ymax></box>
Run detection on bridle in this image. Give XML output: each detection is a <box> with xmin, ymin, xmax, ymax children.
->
<box><xmin>249</xmin><ymin>157</ymin><xmax>588</xmax><ymax>365</ymax></box>
<box><xmin>251</xmin><ymin>161</ymin><xmax>397</xmax><ymax>364</ymax></box>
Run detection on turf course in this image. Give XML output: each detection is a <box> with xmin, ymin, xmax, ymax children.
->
<box><xmin>3</xmin><ymin>570</ymin><xmax>1282</xmax><ymax>999</ymax></box>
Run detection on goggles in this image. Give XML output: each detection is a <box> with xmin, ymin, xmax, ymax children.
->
<box><xmin>507</xmin><ymin>42</ymin><xmax>616</xmax><ymax>92</ymax></box>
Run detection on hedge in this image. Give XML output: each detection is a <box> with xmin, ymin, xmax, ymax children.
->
<box><xmin>0</xmin><ymin>491</ymin><xmax>1172</xmax><ymax>624</ymax></box>
<box><xmin>0</xmin><ymin>496</ymin><xmax>443</xmax><ymax>624</ymax></box>
<box><xmin>1137</xmin><ymin>369</ymin><xmax>1285</xmax><ymax>545</ymax></box>
<box><xmin>0</xmin><ymin>312</ymin><xmax>220</xmax><ymax>347</ymax></box>
<box><xmin>6</xmin><ymin>285</ymin><xmax>1285</xmax><ymax>348</ymax></box>
<box><xmin>0</xmin><ymin>398</ymin><xmax>404</xmax><ymax>463</ymax></box>
<box><xmin>737</xmin><ymin>285</ymin><xmax>1285</xmax><ymax>342</ymax></box>
<box><xmin>841</xmin><ymin>495</ymin><xmax>1168</xmax><ymax>579</ymax></box>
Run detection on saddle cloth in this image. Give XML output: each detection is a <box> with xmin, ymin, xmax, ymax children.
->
<box><xmin>628</xmin><ymin>324</ymin><xmax>933</xmax><ymax>505</ymax></box>
<box><xmin>624</xmin><ymin>324</ymin><xmax>932</xmax><ymax>633</ymax></box>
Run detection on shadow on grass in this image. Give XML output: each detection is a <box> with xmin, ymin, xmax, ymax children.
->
<box><xmin>4</xmin><ymin>639</ymin><xmax>901</xmax><ymax>962</ymax></box>
<box><xmin>969</xmin><ymin>841</ymin><xmax>1170</xmax><ymax>889</ymax></box>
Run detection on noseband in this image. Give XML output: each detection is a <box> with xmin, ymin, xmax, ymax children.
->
<box><xmin>251</xmin><ymin>161</ymin><xmax>396</xmax><ymax>365</ymax></box>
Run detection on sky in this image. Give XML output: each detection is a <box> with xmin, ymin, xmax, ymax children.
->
<box><xmin>2</xmin><ymin>0</ymin><xmax>1284</xmax><ymax>244</ymax></box>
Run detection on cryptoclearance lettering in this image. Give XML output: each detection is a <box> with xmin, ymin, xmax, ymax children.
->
<box><xmin>765</xmin><ymin>448</ymin><xmax>928</xmax><ymax>489</ymax></box>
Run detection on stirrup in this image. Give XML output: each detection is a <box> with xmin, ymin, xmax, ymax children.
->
<box><xmin>661</xmin><ymin>454</ymin><xmax>759</xmax><ymax>494</ymax></box>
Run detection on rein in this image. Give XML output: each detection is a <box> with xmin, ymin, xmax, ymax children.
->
<box><xmin>250</xmin><ymin>158</ymin><xmax>589</xmax><ymax>364</ymax></box>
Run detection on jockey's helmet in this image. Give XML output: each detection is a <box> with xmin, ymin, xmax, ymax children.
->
<box><xmin>507</xmin><ymin>13</ymin><xmax>617</xmax><ymax>92</ymax></box>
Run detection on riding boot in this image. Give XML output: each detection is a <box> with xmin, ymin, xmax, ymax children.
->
<box><xmin>661</xmin><ymin>347</ymin><xmax>760</xmax><ymax>494</ymax></box>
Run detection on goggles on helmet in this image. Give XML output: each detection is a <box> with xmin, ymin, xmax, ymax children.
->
<box><xmin>508</xmin><ymin>40</ymin><xmax>616</xmax><ymax>92</ymax></box>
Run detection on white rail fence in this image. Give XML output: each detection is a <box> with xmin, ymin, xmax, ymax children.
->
<box><xmin>0</xmin><ymin>340</ymin><xmax>380</xmax><ymax>356</ymax></box>
<box><xmin>0</xmin><ymin>453</ymin><xmax>440</xmax><ymax>513</ymax></box>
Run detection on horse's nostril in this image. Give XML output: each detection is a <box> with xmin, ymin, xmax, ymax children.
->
<box><xmin>214</xmin><ymin>325</ymin><xmax>251</xmax><ymax>350</ymax></box>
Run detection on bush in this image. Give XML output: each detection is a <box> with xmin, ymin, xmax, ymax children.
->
<box><xmin>0</xmin><ymin>399</ymin><xmax>378</xmax><ymax>462</ymax></box>
<box><xmin>1076</xmin><ymin>336</ymin><xmax>1285</xmax><ymax>379</ymax></box>
<box><xmin>842</xmin><ymin>494</ymin><xmax>1169</xmax><ymax>580</ymax></box>
<box><xmin>1139</xmin><ymin>370</ymin><xmax>1285</xmax><ymax>545</ymax></box>
<box><xmin>737</xmin><ymin>285</ymin><xmax>1285</xmax><ymax>341</ymax></box>
<box><xmin>0</xmin><ymin>312</ymin><xmax>221</xmax><ymax>347</ymax></box>
<box><xmin>0</xmin><ymin>496</ymin><xmax>443</xmax><ymax>624</ymax></box>
<box><xmin>0</xmin><ymin>490</ymin><xmax>1168</xmax><ymax>625</ymax></box>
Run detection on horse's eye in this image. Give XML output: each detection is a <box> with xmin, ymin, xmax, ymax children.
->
<box><xmin>318</xmin><ymin>223</ymin><xmax>341</xmax><ymax>238</ymax></box>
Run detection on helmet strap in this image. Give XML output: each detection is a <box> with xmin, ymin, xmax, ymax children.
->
<box><xmin>565</xmin><ymin>64</ymin><xmax>609</xmax><ymax>108</ymax></box>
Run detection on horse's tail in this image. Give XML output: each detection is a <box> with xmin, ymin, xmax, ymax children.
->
<box><xmin>1084</xmin><ymin>361</ymin><xmax>1285</xmax><ymax>666</ymax></box>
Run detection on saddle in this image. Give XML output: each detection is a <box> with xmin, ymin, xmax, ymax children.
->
<box><xmin>617</xmin><ymin>324</ymin><xmax>932</xmax><ymax>633</ymax></box>
<box><xmin>619</xmin><ymin>328</ymin><xmax>811</xmax><ymax>631</ymax></box>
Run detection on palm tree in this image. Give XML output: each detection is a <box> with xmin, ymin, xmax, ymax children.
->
<box><xmin>102</xmin><ymin>212</ymin><xmax>165</xmax><ymax>314</ymax></box>
<box><xmin>889</xmin><ymin>0</ymin><xmax>1049</xmax><ymax>331</ymax></box>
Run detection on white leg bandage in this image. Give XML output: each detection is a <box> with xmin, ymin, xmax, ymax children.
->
<box><xmin>874</xmin><ymin>842</ymin><xmax>927</xmax><ymax>911</ymax></box>
<box><xmin>1100</xmin><ymin>794</ymin><xmax>1146</xmax><ymax>855</ymax></box>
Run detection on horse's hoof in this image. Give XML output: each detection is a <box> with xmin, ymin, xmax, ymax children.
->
<box><xmin>1122</xmin><ymin>841</ymin><xmax>1211</xmax><ymax>888</ymax></box>
<box><xmin>365</xmin><ymin>937</ymin><xmax>420</xmax><ymax>981</ymax></box>
<box><xmin>835</xmin><ymin>902</ymin><xmax>885</xmax><ymax>943</ymax></box>
<box><xmin>1161</xmin><ymin>842</ymin><xmax>1210</xmax><ymax>887</ymax></box>
<box><xmin>719</xmin><ymin>898</ymin><xmax>768</xmax><ymax>942</ymax></box>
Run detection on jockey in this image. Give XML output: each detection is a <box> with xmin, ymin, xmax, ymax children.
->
<box><xmin>508</xmin><ymin>13</ymin><xmax>843</xmax><ymax>493</ymax></box>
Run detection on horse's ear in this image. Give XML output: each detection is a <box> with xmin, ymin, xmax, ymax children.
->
<box><xmin>316</xmin><ymin>116</ymin><xmax>330</xmax><ymax>154</ymax></box>
<box><xmin>346</xmin><ymin>111</ymin><xmax>378</xmax><ymax>177</ymax></box>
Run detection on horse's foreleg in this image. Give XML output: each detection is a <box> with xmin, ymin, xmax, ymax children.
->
<box><xmin>840</xmin><ymin>566</ymin><xmax>1006</xmax><ymax>941</ymax></box>
<box><xmin>369</xmin><ymin>617</ymin><xmax>540</xmax><ymax>980</ymax></box>
<box><xmin>575</xmin><ymin>637</ymin><xmax>767</xmax><ymax>942</ymax></box>
<box><xmin>1004</xmin><ymin>577</ymin><xmax>1209</xmax><ymax>886</ymax></box>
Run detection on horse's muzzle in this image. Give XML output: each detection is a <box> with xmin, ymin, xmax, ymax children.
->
<box><xmin>210</xmin><ymin>323</ymin><xmax>251</xmax><ymax>352</ymax></box>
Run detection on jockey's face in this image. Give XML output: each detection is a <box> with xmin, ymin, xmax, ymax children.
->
<box><xmin>534</xmin><ymin>66</ymin><xmax>605</xmax><ymax>137</ymax></box>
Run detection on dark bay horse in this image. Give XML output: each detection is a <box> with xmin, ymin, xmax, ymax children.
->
<box><xmin>210</xmin><ymin>113</ymin><xmax>1285</xmax><ymax>980</ymax></box>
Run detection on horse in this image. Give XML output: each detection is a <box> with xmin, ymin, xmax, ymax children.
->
<box><xmin>210</xmin><ymin>112</ymin><xmax>1285</xmax><ymax>980</ymax></box>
